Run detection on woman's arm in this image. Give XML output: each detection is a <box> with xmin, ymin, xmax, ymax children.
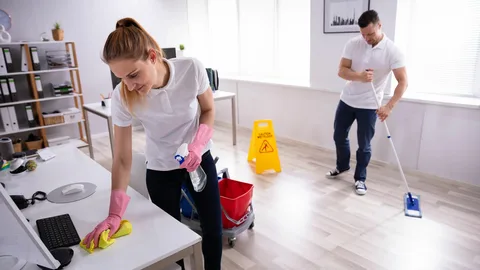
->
<box><xmin>111</xmin><ymin>124</ymin><xmax>133</xmax><ymax>191</ymax></box>
<box><xmin>197</xmin><ymin>87</ymin><xmax>215</xmax><ymax>128</ymax></box>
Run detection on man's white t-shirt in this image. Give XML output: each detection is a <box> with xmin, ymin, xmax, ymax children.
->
<box><xmin>111</xmin><ymin>57</ymin><xmax>212</xmax><ymax>171</ymax></box>
<box><xmin>340</xmin><ymin>34</ymin><xmax>405</xmax><ymax>109</ymax></box>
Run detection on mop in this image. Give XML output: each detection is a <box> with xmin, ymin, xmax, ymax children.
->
<box><xmin>369</xmin><ymin>81</ymin><xmax>422</xmax><ymax>218</ymax></box>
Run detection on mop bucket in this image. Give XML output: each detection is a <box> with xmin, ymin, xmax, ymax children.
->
<box><xmin>218</xmin><ymin>178</ymin><xmax>254</xmax><ymax>229</ymax></box>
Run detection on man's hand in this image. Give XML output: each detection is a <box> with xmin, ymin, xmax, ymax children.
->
<box><xmin>376</xmin><ymin>104</ymin><xmax>392</xmax><ymax>122</ymax></box>
<box><xmin>360</xmin><ymin>69</ymin><xmax>374</xmax><ymax>82</ymax></box>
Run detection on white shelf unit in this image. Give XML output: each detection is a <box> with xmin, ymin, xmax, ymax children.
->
<box><xmin>0</xmin><ymin>40</ymin><xmax>88</xmax><ymax>151</ymax></box>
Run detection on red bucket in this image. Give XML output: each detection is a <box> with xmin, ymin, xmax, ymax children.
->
<box><xmin>218</xmin><ymin>178</ymin><xmax>254</xmax><ymax>229</ymax></box>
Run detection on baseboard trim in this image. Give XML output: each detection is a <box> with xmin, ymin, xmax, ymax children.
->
<box><xmin>213</xmin><ymin>121</ymin><xmax>462</xmax><ymax>185</ymax></box>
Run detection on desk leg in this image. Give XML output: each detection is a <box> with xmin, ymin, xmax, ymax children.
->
<box><xmin>189</xmin><ymin>242</ymin><xmax>203</xmax><ymax>270</ymax></box>
<box><xmin>231</xmin><ymin>96</ymin><xmax>237</xmax><ymax>146</ymax></box>
<box><xmin>107</xmin><ymin>117</ymin><xmax>114</xmax><ymax>158</ymax></box>
<box><xmin>83</xmin><ymin>109</ymin><xmax>94</xmax><ymax>159</ymax></box>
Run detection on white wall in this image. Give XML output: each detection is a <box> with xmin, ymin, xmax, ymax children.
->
<box><xmin>1</xmin><ymin>0</ymin><xmax>189</xmax><ymax>137</ymax></box>
<box><xmin>214</xmin><ymin>0</ymin><xmax>480</xmax><ymax>186</ymax></box>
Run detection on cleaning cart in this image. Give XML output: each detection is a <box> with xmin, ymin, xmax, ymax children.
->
<box><xmin>180</xmin><ymin>158</ymin><xmax>255</xmax><ymax>247</ymax></box>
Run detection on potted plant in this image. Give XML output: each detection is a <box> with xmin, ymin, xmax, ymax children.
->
<box><xmin>178</xmin><ymin>44</ymin><xmax>185</xmax><ymax>57</ymax></box>
<box><xmin>52</xmin><ymin>22</ymin><xmax>64</xmax><ymax>41</ymax></box>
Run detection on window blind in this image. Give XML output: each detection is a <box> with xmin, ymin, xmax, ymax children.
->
<box><xmin>395</xmin><ymin>0</ymin><xmax>480</xmax><ymax>97</ymax></box>
<box><xmin>187</xmin><ymin>0</ymin><xmax>310</xmax><ymax>82</ymax></box>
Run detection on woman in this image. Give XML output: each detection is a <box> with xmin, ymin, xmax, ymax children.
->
<box><xmin>82</xmin><ymin>17</ymin><xmax>223</xmax><ymax>270</ymax></box>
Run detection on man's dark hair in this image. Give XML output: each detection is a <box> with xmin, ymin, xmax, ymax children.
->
<box><xmin>358</xmin><ymin>10</ymin><xmax>379</xmax><ymax>28</ymax></box>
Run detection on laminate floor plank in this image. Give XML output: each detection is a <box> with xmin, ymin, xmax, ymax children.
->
<box><xmin>80</xmin><ymin>123</ymin><xmax>480</xmax><ymax>270</ymax></box>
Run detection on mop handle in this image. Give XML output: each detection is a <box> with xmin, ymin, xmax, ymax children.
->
<box><xmin>369</xmin><ymin>81</ymin><xmax>411</xmax><ymax>194</ymax></box>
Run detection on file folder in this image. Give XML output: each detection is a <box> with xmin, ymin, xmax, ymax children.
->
<box><xmin>0</xmin><ymin>107</ymin><xmax>12</xmax><ymax>133</ymax></box>
<box><xmin>0</xmin><ymin>48</ymin><xmax>7</xmax><ymax>74</ymax></box>
<box><xmin>7</xmin><ymin>78</ymin><xmax>17</xmax><ymax>101</ymax></box>
<box><xmin>35</xmin><ymin>75</ymin><xmax>44</xmax><ymax>98</ymax></box>
<box><xmin>0</xmin><ymin>82</ymin><xmax>5</xmax><ymax>103</ymax></box>
<box><xmin>25</xmin><ymin>104</ymin><xmax>36</xmax><ymax>127</ymax></box>
<box><xmin>0</xmin><ymin>78</ymin><xmax>11</xmax><ymax>102</ymax></box>
<box><xmin>30</xmin><ymin>47</ymin><xmax>41</xmax><ymax>70</ymax></box>
<box><xmin>7</xmin><ymin>106</ymin><xmax>19</xmax><ymax>131</ymax></box>
<box><xmin>2</xmin><ymin>47</ymin><xmax>13</xmax><ymax>73</ymax></box>
<box><xmin>21</xmin><ymin>45</ymin><xmax>28</xmax><ymax>72</ymax></box>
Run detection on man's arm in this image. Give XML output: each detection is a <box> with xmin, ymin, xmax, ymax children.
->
<box><xmin>385</xmin><ymin>67</ymin><xmax>408</xmax><ymax>109</ymax></box>
<box><xmin>338</xmin><ymin>58</ymin><xmax>372</xmax><ymax>82</ymax></box>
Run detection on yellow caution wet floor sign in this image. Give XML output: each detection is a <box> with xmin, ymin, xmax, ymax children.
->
<box><xmin>248</xmin><ymin>119</ymin><xmax>281</xmax><ymax>174</ymax></box>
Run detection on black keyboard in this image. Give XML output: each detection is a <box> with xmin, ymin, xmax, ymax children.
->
<box><xmin>36</xmin><ymin>214</ymin><xmax>81</xmax><ymax>250</ymax></box>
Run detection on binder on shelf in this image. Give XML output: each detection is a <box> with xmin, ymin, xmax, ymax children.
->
<box><xmin>0</xmin><ymin>78</ymin><xmax>11</xmax><ymax>102</ymax></box>
<box><xmin>34</xmin><ymin>75</ymin><xmax>44</xmax><ymax>98</ymax></box>
<box><xmin>2</xmin><ymin>48</ymin><xmax>13</xmax><ymax>73</ymax></box>
<box><xmin>0</xmin><ymin>48</ymin><xmax>7</xmax><ymax>74</ymax></box>
<box><xmin>7</xmin><ymin>106</ymin><xmax>19</xmax><ymax>131</ymax></box>
<box><xmin>25</xmin><ymin>104</ymin><xmax>36</xmax><ymax>127</ymax></box>
<box><xmin>0</xmin><ymin>82</ymin><xmax>4</xmax><ymax>103</ymax></box>
<box><xmin>7</xmin><ymin>78</ymin><xmax>17</xmax><ymax>101</ymax></box>
<box><xmin>0</xmin><ymin>107</ymin><xmax>12</xmax><ymax>132</ymax></box>
<box><xmin>30</xmin><ymin>47</ymin><xmax>41</xmax><ymax>71</ymax></box>
<box><xmin>21</xmin><ymin>45</ymin><xmax>28</xmax><ymax>72</ymax></box>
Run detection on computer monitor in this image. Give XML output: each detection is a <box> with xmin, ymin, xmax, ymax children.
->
<box><xmin>0</xmin><ymin>186</ymin><xmax>60</xmax><ymax>270</ymax></box>
<box><xmin>110</xmin><ymin>47</ymin><xmax>177</xmax><ymax>89</ymax></box>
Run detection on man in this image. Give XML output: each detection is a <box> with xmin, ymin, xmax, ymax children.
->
<box><xmin>326</xmin><ymin>10</ymin><xmax>408</xmax><ymax>195</ymax></box>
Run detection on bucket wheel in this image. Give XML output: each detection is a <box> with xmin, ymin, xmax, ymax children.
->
<box><xmin>228</xmin><ymin>237</ymin><xmax>236</xmax><ymax>247</ymax></box>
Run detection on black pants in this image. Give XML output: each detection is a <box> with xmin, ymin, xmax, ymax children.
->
<box><xmin>333</xmin><ymin>100</ymin><xmax>377</xmax><ymax>181</ymax></box>
<box><xmin>146</xmin><ymin>151</ymin><xmax>223</xmax><ymax>270</ymax></box>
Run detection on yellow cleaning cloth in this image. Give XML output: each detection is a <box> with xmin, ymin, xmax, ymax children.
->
<box><xmin>80</xmin><ymin>220</ymin><xmax>132</xmax><ymax>254</ymax></box>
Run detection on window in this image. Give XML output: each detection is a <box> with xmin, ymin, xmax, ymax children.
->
<box><xmin>395</xmin><ymin>0</ymin><xmax>480</xmax><ymax>97</ymax></box>
<box><xmin>187</xmin><ymin>0</ymin><xmax>310</xmax><ymax>83</ymax></box>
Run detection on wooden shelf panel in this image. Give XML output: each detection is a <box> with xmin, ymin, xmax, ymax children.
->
<box><xmin>0</xmin><ymin>94</ymin><xmax>83</xmax><ymax>107</ymax></box>
<box><xmin>0</xmin><ymin>119</ymin><xmax>85</xmax><ymax>136</ymax></box>
<box><xmin>0</xmin><ymin>67</ymin><xmax>79</xmax><ymax>77</ymax></box>
<box><xmin>3</xmin><ymin>41</ymin><xmax>75</xmax><ymax>45</ymax></box>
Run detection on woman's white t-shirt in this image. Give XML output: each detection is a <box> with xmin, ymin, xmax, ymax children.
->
<box><xmin>111</xmin><ymin>57</ymin><xmax>212</xmax><ymax>171</ymax></box>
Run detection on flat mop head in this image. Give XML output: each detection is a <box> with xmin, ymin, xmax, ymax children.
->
<box><xmin>404</xmin><ymin>192</ymin><xmax>422</xmax><ymax>218</ymax></box>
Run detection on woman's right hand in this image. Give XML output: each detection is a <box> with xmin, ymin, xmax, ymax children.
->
<box><xmin>82</xmin><ymin>189</ymin><xmax>130</xmax><ymax>248</ymax></box>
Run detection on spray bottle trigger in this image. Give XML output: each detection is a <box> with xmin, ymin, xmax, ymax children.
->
<box><xmin>174</xmin><ymin>155</ymin><xmax>185</xmax><ymax>165</ymax></box>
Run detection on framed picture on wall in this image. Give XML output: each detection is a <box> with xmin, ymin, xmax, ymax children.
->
<box><xmin>323</xmin><ymin>0</ymin><xmax>371</xmax><ymax>34</ymax></box>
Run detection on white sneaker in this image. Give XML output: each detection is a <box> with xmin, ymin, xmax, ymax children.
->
<box><xmin>325</xmin><ymin>167</ymin><xmax>350</xmax><ymax>179</ymax></box>
<box><xmin>355</xmin><ymin>181</ymin><xmax>367</xmax><ymax>195</ymax></box>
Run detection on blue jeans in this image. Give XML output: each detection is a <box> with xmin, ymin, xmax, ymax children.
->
<box><xmin>333</xmin><ymin>100</ymin><xmax>377</xmax><ymax>182</ymax></box>
<box><xmin>146</xmin><ymin>151</ymin><xmax>223</xmax><ymax>270</ymax></box>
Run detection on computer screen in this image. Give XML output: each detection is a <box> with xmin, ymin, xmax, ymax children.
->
<box><xmin>110</xmin><ymin>47</ymin><xmax>177</xmax><ymax>89</ymax></box>
<box><xmin>0</xmin><ymin>186</ymin><xmax>60</xmax><ymax>269</ymax></box>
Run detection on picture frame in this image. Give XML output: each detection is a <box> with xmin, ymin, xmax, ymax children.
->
<box><xmin>323</xmin><ymin>0</ymin><xmax>371</xmax><ymax>34</ymax></box>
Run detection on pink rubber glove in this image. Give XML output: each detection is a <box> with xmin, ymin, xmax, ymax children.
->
<box><xmin>82</xmin><ymin>189</ymin><xmax>130</xmax><ymax>248</ymax></box>
<box><xmin>180</xmin><ymin>124</ymin><xmax>213</xmax><ymax>172</ymax></box>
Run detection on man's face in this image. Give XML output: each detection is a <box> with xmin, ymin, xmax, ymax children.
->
<box><xmin>360</xmin><ymin>22</ymin><xmax>382</xmax><ymax>45</ymax></box>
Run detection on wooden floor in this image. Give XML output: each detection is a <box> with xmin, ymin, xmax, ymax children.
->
<box><xmin>81</xmin><ymin>124</ymin><xmax>480</xmax><ymax>270</ymax></box>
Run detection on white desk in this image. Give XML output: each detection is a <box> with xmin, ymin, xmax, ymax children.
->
<box><xmin>82</xmin><ymin>103</ymin><xmax>114</xmax><ymax>160</ymax></box>
<box><xmin>83</xmin><ymin>90</ymin><xmax>237</xmax><ymax>159</ymax></box>
<box><xmin>5</xmin><ymin>144</ymin><xmax>203</xmax><ymax>270</ymax></box>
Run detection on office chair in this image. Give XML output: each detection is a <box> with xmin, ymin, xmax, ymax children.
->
<box><xmin>129</xmin><ymin>152</ymin><xmax>150</xmax><ymax>200</ymax></box>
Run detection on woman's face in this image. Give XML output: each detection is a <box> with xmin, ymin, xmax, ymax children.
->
<box><xmin>109</xmin><ymin>51</ymin><xmax>159</xmax><ymax>95</ymax></box>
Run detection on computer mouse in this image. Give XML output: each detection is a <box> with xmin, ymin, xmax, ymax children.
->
<box><xmin>62</xmin><ymin>183</ymin><xmax>84</xmax><ymax>195</ymax></box>
<box><xmin>37</xmin><ymin>247</ymin><xmax>74</xmax><ymax>270</ymax></box>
